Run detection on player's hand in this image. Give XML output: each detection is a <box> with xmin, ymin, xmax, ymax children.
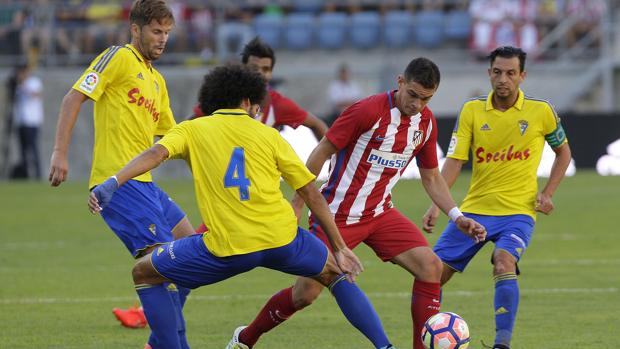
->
<box><xmin>333</xmin><ymin>247</ymin><xmax>364</xmax><ymax>283</ymax></box>
<box><xmin>535</xmin><ymin>192</ymin><xmax>554</xmax><ymax>215</ymax></box>
<box><xmin>48</xmin><ymin>150</ymin><xmax>69</xmax><ymax>187</ymax></box>
<box><xmin>455</xmin><ymin>216</ymin><xmax>486</xmax><ymax>243</ymax></box>
<box><xmin>422</xmin><ymin>205</ymin><xmax>441</xmax><ymax>233</ymax></box>
<box><xmin>88</xmin><ymin>176</ymin><xmax>119</xmax><ymax>214</ymax></box>
<box><xmin>290</xmin><ymin>193</ymin><xmax>305</xmax><ymax>223</ymax></box>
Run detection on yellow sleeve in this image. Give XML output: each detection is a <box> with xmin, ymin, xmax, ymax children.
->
<box><xmin>154</xmin><ymin>73</ymin><xmax>176</xmax><ymax>136</ymax></box>
<box><xmin>72</xmin><ymin>46</ymin><xmax>124</xmax><ymax>101</ymax></box>
<box><xmin>156</xmin><ymin>123</ymin><xmax>189</xmax><ymax>160</ymax></box>
<box><xmin>447</xmin><ymin>102</ymin><xmax>474</xmax><ymax>160</ymax></box>
<box><xmin>274</xmin><ymin>131</ymin><xmax>316</xmax><ymax>190</ymax></box>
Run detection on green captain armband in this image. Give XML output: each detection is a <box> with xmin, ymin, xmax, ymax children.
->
<box><xmin>545</xmin><ymin>123</ymin><xmax>566</xmax><ymax>148</ymax></box>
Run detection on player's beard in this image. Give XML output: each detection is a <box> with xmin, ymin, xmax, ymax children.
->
<box><xmin>138</xmin><ymin>33</ymin><xmax>164</xmax><ymax>62</ymax></box>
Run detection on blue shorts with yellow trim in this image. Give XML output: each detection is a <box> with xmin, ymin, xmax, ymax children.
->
<box><xmin>151</xmin><ymin>227</ymin><xmax>328</xmax><ymax>289</ymax></box>
<box><xmin>100</xmin><ymin>180</ymin><xmax>186</xmax><ymax>257</ymax></box>
<box><xmin>433</xmin><ymin>213</ymin><xmax>534</xmax><ymax>272</ymax></box>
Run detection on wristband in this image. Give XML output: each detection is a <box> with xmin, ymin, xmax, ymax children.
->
<box><xmin>448</xmin><ymin>207</ymin><xmax>464</xmax><ymax>222</ymax></box>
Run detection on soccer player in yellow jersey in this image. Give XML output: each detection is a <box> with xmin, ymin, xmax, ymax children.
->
<box><xmin>88</xmin><ymin>64</ymin><xmax>398</xmax><ymax>349</ymax></box>
<box><xmin>423</xmin><ymin>46</ymin><xmax>573</xmax><ymax>349</ymax></box>
<box><xmin>48</xmin><ymin>0</ymin><xmax>194</xmax><ymax>344</ymax></box>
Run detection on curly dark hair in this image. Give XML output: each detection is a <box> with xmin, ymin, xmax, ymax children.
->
<box><xmin>198</xmin><ymin>64</ymin><xmax>267</xmax><ymax>116</ymax></box>
<box><xmin>241</xmin><ymin>36</ymin><xmax>276</xmax><ymax>68</ymax></box>
<box><xmin>403</xmin><ymin>57</ymin><xmax>440</xmax><ymax>89</ymax></box>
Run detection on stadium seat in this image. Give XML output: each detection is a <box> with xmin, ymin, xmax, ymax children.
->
<box><xmin>350</xmin><ymin>11</ymin><xmax>381</xmax><ymax>49</ymax></box>
<box><xmin>444</xmin><ymin>10</ymin><xmax>471</xmax><ymax>41</ymax></box>
<box><xmin>291</xmin><ymin>0</ymin><xmax>325</xmax><ymax>14</ymax></box>
<box><xmin>317</xmin><ymin>12</ymin><xmax>348</xmax><ymax>49</ymax></box>
<box><xmin>284</xmin><ymin>13</ymin><xmax>315</xmax><ymax>50</ymax></box>
<box><xmin>383</xmin><ymin>10</ymin><xmax>414</xmax><ymax>48</ymax></box>
<box><xmin>253</xmin><ymin>14</ymin><xmax>284</xmax><ymax>49</ymax></box>
<box><xmin>413</xmin><ymin>10</ymin><xmax>445</xmax><ymax>48</ymax></box>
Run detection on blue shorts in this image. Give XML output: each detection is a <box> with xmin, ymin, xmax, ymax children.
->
<box><xmin>150</xmin><ymin>228</ymin><xmax>329</xmax><ymax>289</ymax></box>
<box><xmin>433</xmin><ymin>213</ymin><xmax>534</xmax><ymax>272</ymax></box>
<box><xmin>100</xmin><ymin>180</ymin><xmax>186</xmax><ymax>258</ymax></box>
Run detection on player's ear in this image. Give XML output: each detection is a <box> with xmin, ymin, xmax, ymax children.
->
<box><xmin>130</xmin><ymin>23</ymin><xmax>140</xmax><ymax>38</ymax></box>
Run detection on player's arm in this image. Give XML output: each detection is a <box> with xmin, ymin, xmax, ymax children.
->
<box><xmin>419</xmin><ymin>167</ymin><xmax>486</xmax><ymax>242</ymax></box>
<box><xmin>88</xmin><ymin>145</ymin><xmax>169</xmax><ymax>213</ymax></box>
<box><xmin>302</xmin><ymin>112</ymin><xmax>328</xmax><ymax>141</ymax></box>
<box><xmin>422</xmin><ymin>157</ymin><xmax>466</xmax><ymax>233</ymax></box>
<box><xmin>291</xmin><ymin>137</ymin><xmax>338</xmax><ymax>218</ymax></box>
<box><xmin>536</xmin><ymin>142</ymin><xmax>571</xmax><ymax>215</ymax></box>
<box><xmin>49</xmin><ymin>89</ymin><xmax>89</xmax><ymax>186</ymax></box>
<box><xmin>296</xmin><ymin>181</ymin><xmax>363</xmax><ymax>281</ymax></box>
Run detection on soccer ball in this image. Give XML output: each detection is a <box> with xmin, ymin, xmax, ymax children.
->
<box><xmin>421</xmin><ymin>312</ymin><xmax>470</xmax><ymax>349</ymax></box>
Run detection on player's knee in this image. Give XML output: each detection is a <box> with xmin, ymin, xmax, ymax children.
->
<box><xmin>419</xmin><ymin>253</ymin><xmax>444</xmax><ymax>281</ymax></box>
<box><xmin>493</xmin><ymin>256</ymin><xmax>516</xmax><ymax>275</ymax></box>
<box><xmin>292</xmin><ymin>281</ymin><xmax>322</xmax><ymax>309</ymax></box>
<box><xmin>131</xmin><ymin>258</ymin><xmax>152</xmax><ymax>284</ymax></box>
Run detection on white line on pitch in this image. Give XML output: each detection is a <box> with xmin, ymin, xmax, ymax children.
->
<box><xmin>1</xmin><ymin>287</ymin><xmax>617</xmax><ymax>305</ymax></box>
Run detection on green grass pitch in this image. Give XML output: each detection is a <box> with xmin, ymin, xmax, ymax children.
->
<box><xmin>1</xmin><ymin>171</ymin><xmax>618</xmax><ymax>348</ymax></box>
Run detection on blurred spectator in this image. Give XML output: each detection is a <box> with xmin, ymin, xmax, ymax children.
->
<box><xmin>565</xmin><ymin>0</ymin><xmax>606</xmax><ymax>48</ymax></box>
<box><xmin>469</xmin><ymin>0</ymin><xmax>539</xmax><ymax>55</ymax></box>
<box><xmin>189</xmin><ymin>3</ymin><xmax>214</xmax><ymax>62</ymax></box>
<box><xmin>325</xmin><ymin>63</ymin><xmax>362</xmax><ymax>126</ymax></box>
<box><xmin>0</xmin><ymin>1</ymin><xmax>25</xmax><ymax>56</ymax></box>
<box><xmin>84</xmin><ymin>0</ymin><xmax>124</xmax><ymax>54</ymax></box>
<box><xmin>54</xmin><ymin>0</ymin><xmax>89</xmax><ymax>57</ymax></box>
<box><xmin>215</xmin><ymin>4</ymin><xmax>254</xmax><ymax>63</ymax></box>
<box><xmin>12</xmin><ymin>63</ymin><xmax>44</xmax><ymax>180</ymax></box>
<box><xmin>20</xmin><ymin>0</ymin><xmax>55</xmax><ymax>61</ymax></box>
<box><xmin>536</xmin><ymin>0</ymin><xmax>562</xmax><ymax>39</ymax></box>
<box><xmin>1</xmin><ymin>62</ymin><xmax>20</xmax><ymax>178</ymax></box>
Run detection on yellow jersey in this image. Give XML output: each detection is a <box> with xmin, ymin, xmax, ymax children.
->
<box><xmin>157</xmin><ymin>109</ymin><xmax>316</xmax><ymax>257</ymax></box>
<box><xmin>72</xmin><ymin>44</ymin><xmax>175</xmax><ymax>188</ymax></box>
<box><xmin>447</xmin><ymin>89</ymin><xmax>568</xmax><ymax>219</ymax></box>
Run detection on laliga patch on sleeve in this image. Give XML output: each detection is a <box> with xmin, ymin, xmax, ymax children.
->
<box><xmin>79</xmin><ymin>72</ymin><xmax>99</xmax><ymax>94</ymax></box>
<box><xmin>447</xmin><ymin>135</ymin><xmax>457</xmax><ymax>155</ymax></box>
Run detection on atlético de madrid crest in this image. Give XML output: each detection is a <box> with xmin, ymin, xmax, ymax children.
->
<box><xmin>412</xmin><ymin>130</ymin><xmax>423</xmax><ymax>147</ymax></box>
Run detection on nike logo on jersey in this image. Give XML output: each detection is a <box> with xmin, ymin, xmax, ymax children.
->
<box><xmin>374</xmin><ymin>136</ymin><xmax>385</xmax><ymax>141</ymax></box>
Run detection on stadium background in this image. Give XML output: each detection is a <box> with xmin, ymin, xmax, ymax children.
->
<box><xmin>1</xmin><ymin>1</ymin><xmax>619</xmax><ymax>348</ymax></box>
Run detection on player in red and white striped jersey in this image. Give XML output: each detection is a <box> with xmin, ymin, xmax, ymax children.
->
<box><xmin>230</xmin><ymin>58</ymin><xmax>487</xmax><ymax>349</ymax></box>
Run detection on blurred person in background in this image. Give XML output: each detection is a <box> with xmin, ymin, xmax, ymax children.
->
<box><xmin>12</xmin><ymin>63</ymin><xmax>44</xmax><ymax>180</ymax></box>
<box><xmin>326</xmin><ymin>63</ymin><xmax>362</xmax><ymax>126</ymax></box>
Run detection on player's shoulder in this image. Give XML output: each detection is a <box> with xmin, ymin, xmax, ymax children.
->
<box><xmin>462</xmin><ymin>94</ymin><xmax>487</xmax><ymax>108</ymax></box>
<box><xmin>523</xmin><ymin>94</ymin><xmax>556</xmax><ymax>110</ymax></box>
<box><xmin>421</xmin><ymin>105</ymin><xmax>435</xmax><ymax>119</ymax></box>
<box><xmin>90</xmin><ymin>45</ymin><xmax>130</xmax><ymax>72</ymax></box>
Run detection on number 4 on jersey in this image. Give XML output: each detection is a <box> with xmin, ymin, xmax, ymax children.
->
<box><xmin>224</xmin><ymin>147</ymin><xmax>250</xmax><ymax>201</ymax></box>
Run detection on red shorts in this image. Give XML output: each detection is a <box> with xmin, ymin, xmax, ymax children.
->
<box><xmin>309</xmin><ymin>208</ymin><xmax>428</xmax><ymax>261</ymax></box>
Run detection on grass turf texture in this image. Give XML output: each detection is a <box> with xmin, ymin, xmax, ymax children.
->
<box><xmin>0</xmin><ymin>170</ymin><xmax>618</xmax><ymax>348</ymax></box>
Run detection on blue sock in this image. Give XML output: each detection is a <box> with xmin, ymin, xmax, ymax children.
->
<box><xmin>329</xmin><ymin>275</ymin><xmax>390</xmax><ymax>349</ymax></box>
<box><xmin>494</xmin><ymin>273</ymin><xmax>519</xmax><ymax>347</ymax></box>
<box><xmin>168</xmin><ymin>284</ymin><xmax>190</xmax><ymax>349</ymax></box>
<box><xmin>136</xmin><ymin>284</ymin><xmax>181</xmax><ymax>349</ymax></box>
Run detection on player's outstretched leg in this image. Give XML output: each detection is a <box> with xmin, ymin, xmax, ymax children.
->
<box><xmin>133</xmin><ymin>255</ymin><xmax>182</xmax><ymax>349</ymax></box>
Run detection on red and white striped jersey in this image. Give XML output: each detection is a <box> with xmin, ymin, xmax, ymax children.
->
<box><xmin>255</xmin><ymin>88</ymin><xmax>308</xmax><ymax>129</ymax></box>
<box><xmin>321</xmin><ymin>90</ymin><xmax>438</xmax><ymax>225</ymax></box>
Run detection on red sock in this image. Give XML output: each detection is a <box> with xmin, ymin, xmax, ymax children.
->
<box><xmin>412</xmin><ymin>280</ymin><xmax>441</xmax><ymax>349</ymax></box>
<box><xmin>239</xmin><ymin>287</ymin><xmax>297</xmax><ymax>347</ymax></box>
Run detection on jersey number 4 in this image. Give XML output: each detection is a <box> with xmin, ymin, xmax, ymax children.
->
<box><xmin>224</xmin><ymin>147</ymin><xmax>250</xmax><ymax>201</ymax></box>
